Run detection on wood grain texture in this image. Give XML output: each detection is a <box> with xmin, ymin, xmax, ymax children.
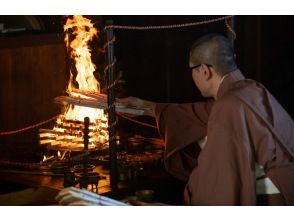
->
<box><xmin>0</xmin><ymin>34</ymin><xmax>68</xmax><ymax>160</ymax></box>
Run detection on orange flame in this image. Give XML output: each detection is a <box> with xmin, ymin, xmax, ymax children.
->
<box><xmin>53</xmin><ymin>15</ymin><xmax>108</xmax><ymax>148</ymax></box>
<box><xmin>62</xmin><ymin>16</ymin><xmax>106</xmax><ymax>123</ymax></box>
<box><xmin>64</xmin><ymin>15</ymin><xmax>100</xmax><ymax>93</ymax></box>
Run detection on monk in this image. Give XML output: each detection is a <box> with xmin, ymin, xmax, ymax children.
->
<box><xmin>119</xmin><ymin>34</ymin><xmax>294</xmax><ymax>205</ymax></box>
<box><xmin>56</xmin><ymin>34</ymin><xmax>294</xmax><ymax>206</ymax></box>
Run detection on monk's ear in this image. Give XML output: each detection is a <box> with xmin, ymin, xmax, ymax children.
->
<box><xmin>202</xmin><ymin>64</ymin><xmax>213</xmax><ymax>80</ymax></box>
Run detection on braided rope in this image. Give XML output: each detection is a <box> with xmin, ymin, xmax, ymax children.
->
<box><xmin>104</xmin><ymin>55</ymin><xmax>117</xmax><ymax>92</ymax></box>
<box><xmin>0</xmin><ymin>151</ymin><xmax>90</xmax><ymax>169</ymax></box>
<box><xmin>0</xmin><ymin>115</ymin><xmax>58</xmax><ymax>136</ymax></box>
<box><xmin>109</xmin><ymin>119</ymin><xmax>118</xmax><ymax>129</ymax></box>
<box><xmin>106</xmin><ymin>102</ymin><xmax>116</xmax><ymax>111</ymax></box>
<box><xmin>103</xmin><ymin>36</ymin><xmax>116</xmax><ymax>50</ymax></box>
<box><xmin>0</xmin><ymin>159</ymin><xmax>44</xmax><ymax>168</ymax></box>
<box><xmin>225</xmin><ymin>18</ymin><xmax>237</xmax><ymax>39</ymax></box>
<box><xmin>104</xmin><ymin>56</ymin><xmax>117</xmax><ymax>74</ymax></box>
<box><xmin>106</xmin><ymin>81</ymin><xmax>117</xmax><ymax>91</ymax></box>
<box><xmin>104</xmin><ymin>16</ymin><xmax>233</xmax><ymax>31</ymax></box>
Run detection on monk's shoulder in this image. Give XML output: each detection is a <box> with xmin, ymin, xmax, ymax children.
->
<box><xmin>208</xmin><ymin>97</ymin><xmax>242</xmax><ymax>125</ymax></box>
<box><xmin>214</xmin><ymin>93</ymin><xmax>244</xmax><ymax>112</ymax></box>
<box><xmin>215</xmin><ymin>79</ymin><xmax>261</xmax><ymax>111</ymax></box>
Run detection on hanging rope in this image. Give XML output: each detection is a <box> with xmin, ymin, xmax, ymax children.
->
<box><xmin>0</xmin><ymin>115</ymin><xmax>58</xmax><ymax>136</ymax></box>
<box><xmin>104</xmin><ymin>57</ymin><xmax>117</xmax><ymax>91</ymax></box>
<box><xmin>0</xmin><ymin>111</ymin><xmax>158</xmax><ymax>135</ymax></box>
<box><xmin>225</xmin><ymin>17</ymin><xmax>236</xmax><ymax>39</ymax></box>
<box><xmin>103</xmin><ymin>36</ymin><xmax>116</xmax><ymax>50</ymax></box>
<box><xmin>0</xmin><ymin>151</ymin><xmax>90</xmax><ymax>169</ymax></box>
<box><xmin>104</xmin><ymin>15</ymin><xmax>233</xmax><ymax>31</ymax></box>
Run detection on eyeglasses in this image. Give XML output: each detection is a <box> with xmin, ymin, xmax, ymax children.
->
<box><xmin>188</xmin><ymin>64</ymin><xmax>212</xmax><ymax>72</ymax></box>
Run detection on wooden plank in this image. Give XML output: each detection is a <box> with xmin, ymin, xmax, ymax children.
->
<box><xmin>0</xmin><ymin>34</ymin><xmax>68</xmax><ymax>159</ymax></box>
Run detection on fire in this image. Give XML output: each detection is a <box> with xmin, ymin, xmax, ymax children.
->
<box><xmin>64</xmin><ymin>15</ymin><xmax>100</xmax><ymax>94</ymax></box>
<box><xmin>63</xmin><ymin>15</ymin><xmax>105</xmax><ymax>123</ymax></box>
<box><xmin>42</xmin><ymin>15</ymin><xmax>109</xmax><ymax>150</ymax></box>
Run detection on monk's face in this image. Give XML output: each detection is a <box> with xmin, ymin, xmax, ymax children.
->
<box><xmin>189</xmin><ymin>61</ymin><xmax>211</xmax><ymax>97</ymax></box>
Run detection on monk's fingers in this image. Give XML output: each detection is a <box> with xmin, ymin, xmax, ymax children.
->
<box><xmin>116</xmin><ymin>97</ymin><xmax>142</xmax><ymax>107</ymax></box>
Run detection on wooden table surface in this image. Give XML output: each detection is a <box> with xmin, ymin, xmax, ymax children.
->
<box><xmin>0</xmin><ymin>165</ymin><xmax>113</xmax><ymax>194</ymax></box>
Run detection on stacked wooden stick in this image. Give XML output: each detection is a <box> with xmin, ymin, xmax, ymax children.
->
<box><xmin>54</xmin><ymin>88</ymin><xmax>150</xmax><ymax>115</ymax></box>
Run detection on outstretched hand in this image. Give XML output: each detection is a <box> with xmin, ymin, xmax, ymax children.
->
<box><xmin>117</xmin><ymin>97</ymin><xmax>156</xmax><ymax>117</ymax></box>
<box><xmin>117</xmin><ymin>97</ymin><xmax>145</xmax><ymax>108</ymax></box>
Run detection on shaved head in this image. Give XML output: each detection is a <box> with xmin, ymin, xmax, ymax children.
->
<box><xmin>190</xmin><ymin>34</ymin><xmax>237</xmax><ymax>75</ymax></box>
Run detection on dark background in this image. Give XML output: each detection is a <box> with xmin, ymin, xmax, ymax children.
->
<box><xmin>103</xmin><ymin>16</ymin><xmax>294</xmax><ymax>114</ymax></box>
<box><xmin>0</xmin><ymin>15</ymin><xmax>293</xmax><ymax>161</ymax></box>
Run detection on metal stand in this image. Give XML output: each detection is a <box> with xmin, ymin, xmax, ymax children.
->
<box><xmin>82</xmin><ymin>117</ymin><xmax>89</xmax><ymax>179</ymax></box>
<box><xmin>105</xmin><ymin>20</ymin><xmax>118</xmax><ymax>192</ymax></box>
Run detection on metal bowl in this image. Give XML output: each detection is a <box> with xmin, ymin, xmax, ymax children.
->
<box><xmin>127</xmin><ymin>136</ymin><xmax>145</xmax><ymax>153</ymax></box>
<box><xmin>135</xmin><ymin>189</ymin><xmax>155</xmax><ymax>202</ymax></box>
<box><xmin>77</xmin><ymin>171</ymin><xmax>102</xmax><ymax>184</ymax></box>
<box><xmin>73</xmin><ymin>164</ymin><xmax>95</xmax><ymax>173</ymax></box>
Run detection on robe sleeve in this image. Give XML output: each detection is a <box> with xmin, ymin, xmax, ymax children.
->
<box><xmin>155</xmin><ymin>100</ymin><xmax>214</xmax><ymax>181</ymax></box>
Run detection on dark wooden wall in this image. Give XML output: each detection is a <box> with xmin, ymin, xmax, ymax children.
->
<box><xmin>0</xmin><ymin>33</ymin><xmax>68</xmax><ymax>161</ymax></box>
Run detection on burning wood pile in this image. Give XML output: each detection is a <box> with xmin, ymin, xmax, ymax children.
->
<box><xmin>39</xmin><ymin>16</ymin><xmax>109</xmax><ymax>153</ymax></box>
<box><xmin>39</xmin><ymin>115</ymin><xmax>108</xmax><ymax>151</ymax></box>
<box><xmin>39</xmin><ymin>15</ymin><xmax>151</xmax><ymax>162</ymax></box>
<box><xmin>54</xmin><ymin>88</ymin><xmax>147</xmax><ymax>115</ymax></box>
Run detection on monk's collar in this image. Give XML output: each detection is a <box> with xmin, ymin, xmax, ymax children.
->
<box><xmin>216</xmin><ymin>69</ymin><xmax>245</xmax><ymax>99</ymax></box>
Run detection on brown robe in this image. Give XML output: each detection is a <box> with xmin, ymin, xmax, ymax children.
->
<box><xmin>155</xmin><ymin>69</ymin><xmax>294</xmax><ymax>205</ymax></box>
